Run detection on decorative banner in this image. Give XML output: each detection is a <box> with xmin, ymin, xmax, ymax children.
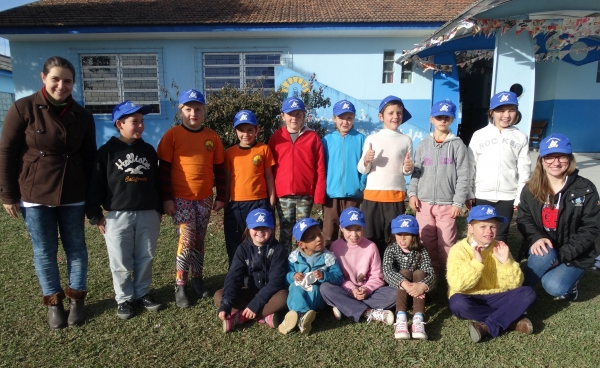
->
<box><xmin>398</xmin><ymin>16</ymin><xmax>600</xmax><ymax>64</ymax></box>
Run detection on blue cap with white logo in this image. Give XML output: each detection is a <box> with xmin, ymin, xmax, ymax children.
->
<box><xmin>179</xmin><ymin>89</ymin><xmax>206</xmax><ymax>105</ymax></box>
<box><xmin>378</xmin><ymin>95</ymin><xmax>412</xmax><ymax>123</ymax></box>
<box><xmin>245</xmin><ymin>208</ymin><xmax>274</xmax><ymax>230</ymax></box>
<box><xmin>281</xmin><ymin>97</ymin><xmax>306</xmax><ymax>113</ymax></box>
<box><xmin>430</xmin><ymin>100</ymin><xmax>457</xmax><ymax>118</ymax></box>
<box><xmin>390</xmin><ymin>214</ymin><xmax>419</xmax><ymax>235</ymax></box>
<box><xmin>539</xmin><ymin>133</ymin><xmax>572</xmax><ymax>157</ymax></box>
<box><xmin>490</xmin><ymin>91</ymin><xmax>518</xmax><ymax>110</ymax></box>
<box><xmin>467</xmin><ymin>205</ymin><xmax>508</xmax><ymax>224</ymax></box>
<box><xmin>292</xmin><ymin>217</ymin><xmax>320</xmax><ymax>242</ymax></box>
<box><xmin>112</xmin><ymin>100</ymin><xmax>152</xmax><ymax>124</ymax></box>
<box><xmin>333</xmin><ymin>100</ymin><xmax>356</xmax><ymax>116</ymax></box>
<box><xmin>339</xmin><ymin>207</ymin><xmax>366</xmax><ymax>228</ymax></box>
<box><xmin>233</xmin><ymin>110</ymin><xmax>258</xmax><ymax>128</ymax></box>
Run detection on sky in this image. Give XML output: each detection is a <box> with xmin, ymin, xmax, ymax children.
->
<box><xmin>0</xmin><ymin>1</ymin><xmax>39</xmax><ymax>56</ymax></box>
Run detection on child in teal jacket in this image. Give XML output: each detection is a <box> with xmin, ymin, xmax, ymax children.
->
<box><xmin>279</xmin><ymin>218</ymin><xmax>343</xmax><ymax>335</ymax></box>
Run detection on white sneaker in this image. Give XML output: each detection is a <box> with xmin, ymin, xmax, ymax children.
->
<box><xmin>394</xmin><ymin>320</ymin><xmax>410</xmax><ymax>339</ymax></box>
<box><xmin>411</xmin><ymin>319</ymin><xmax>428</xmax><ymax>340</ymax></box>
<box><xmin>366</xmin><ymin>309</ymin><xmax>394</xmax><ymax>325</ymax></box>
<box><xmin>278</xmin><ymin>311</ymin><xmax>298</xmax><ymax>335</ymax></box>
<box><xmin>332</xmin><ymin>307</ymin><xmax>342</xmax><ymax>321</ymax></box>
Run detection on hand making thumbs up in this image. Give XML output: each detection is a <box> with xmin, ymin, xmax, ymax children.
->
<box><xmin>364</xmin><ymin>142</ymin><xmax>375</xmax><ymax>167</ymax></box>
<box><xmin>403</xmin><ymin>150</ymin><xmax>413</xmax><ymax>172</ymax></box>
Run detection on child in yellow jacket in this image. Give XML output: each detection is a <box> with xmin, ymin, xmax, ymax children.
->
<box><xmin>446</xmin><ymin>205</ymin><xmax>536</xmax><ymax>343</ymax></box>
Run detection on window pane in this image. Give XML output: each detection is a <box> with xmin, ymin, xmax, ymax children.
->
<box><xmin>81</xmin><ymin>55</ymin><xmax>116</xmax><ymax>67</ymax></box>
<box><xmin>246</xmin><ymin>78</ymin><xmax>275</xmax><ymax>89</ymax></box>
<box><xmin>204</xmin><ymin>54</ymin><xmax>240</xmax><ymax>65</ymax></box>
<box><xmin>382</xmin><ymin>73</ymin><xmax>393</xmax><ymax>84</ymax></box>
<box><xmin>121</xmin><ymin>55</ymin><xmax>157</xmax><ymax>66</ymax></box>
<box><xmin>246</xmin><ymin>66</ymin><xmax>275</xmax><ymax>77</ymax></box>
<box><xmin>205</xmin><ymin>78</ymin><xmax>241</xmax><ymax>90</ymax></box>
<box><xmin>123</xmin><ymin>80</ymin><xmax>158</xmax><ymax>90</ymax></box>
<box><xmin>401</xmin><ymin>62</ymin><xmax>413</xmax><ymax>84</ymax></box>
<box><xmin>245</xmin><ymin>54</ymin><xmax>281</xmax><ymax>65</ymax></box>
<box><xmin>124</xmin><ymin>91</ymin><xmax>159</xmax><ymax>102</ymax></box>
<box><xmin>83</xmin><ymin>90</ymin><xmax>120</xmax><ymax>103</ymax></box>
<box><xmin>205</xmin><ymin>67</ymin><xmax>240</xmax><ymax>77</ymax></box>
<box><xmin>82</xmin><ymin>67</ymin><xmax>118</xmax><ymax>79</ymax></box>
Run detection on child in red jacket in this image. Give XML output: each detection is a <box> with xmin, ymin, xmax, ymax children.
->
<box><xmin>268</xmin><ymin>97</ymin><xmax>326</xmax><ymax>251</ymax></box>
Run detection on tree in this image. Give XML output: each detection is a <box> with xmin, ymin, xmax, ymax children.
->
<box><xmin>161</xmin><ymin>75</ymin><xmax>330</xmax><ymax>149</ymax></box>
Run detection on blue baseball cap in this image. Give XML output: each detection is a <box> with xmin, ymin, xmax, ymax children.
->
<box><xmin>281</xmin><ymin>97</ymin><xmax>306</xmax><ymax>113</ymax></box>
<box><xmin>245</xmin><ymin>208</ymin><xmax>274</xmax><ymax>229</ymax></box>
<box><xmin>292</xmin><ymin>217</ymin><xmax>320</xmax><ymax>242</ymax></box>
<box><xmin>390</xmin><ymin>215</ymin><xmax>419</xmax><ymax>235</ymax></box>
<box><xmin>233</xmin><ymin>110</ymin><xmax>258</xmax><ymax>128</ymax></box>
<box><xmin>339</xmin><ymin>207</ymin><xmax>366</xmax><ymax>228</ymax></box>
<box><xmin>490</xmin><ymin>91</ymin><xmax>518</xmax><ymax>110</ymax></box>
<box><xmin>112</xmin><ymin>100</ymin><xmax>152</xmax><ymax>124</ymax></box>
<box><xmin>467</xmin><ymin>205</ymin><xmax>508</xmax><ymax>224</ymax></box>
<box><xmin>333</xmin><ymin>100</ymin><xmax>356</xmax><ymax>116</ymax></box>
<box><xmin>378</xmin><ymin>95</ymin><xmax>412</xmax><ymax>123</ymax></box>
<box><xmin>179</xmin><ymin>89</ymin><xmax>206</xmax><ymax>105</ymax></box>
<box><xmin>430</xmin><ymin>100</ymin><xmax>456</xmax><ymax>118</ymax></box>
<box><xmin>539</xmin><ymin>133</ymin><xmax>572</xmax><ymax>157</ymax></box>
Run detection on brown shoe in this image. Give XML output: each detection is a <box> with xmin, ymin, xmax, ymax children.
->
<box><xmin>468</xmin><ymin>321</ymin><xmax>489</xmax><ymax>343</ymax></box>
<box><xmin>65</xmin><ymin>287</ymin><xmax>87</xmax><ymax>327</ymax></box>
<box><xmin>508</xmin><ymin>317</ymin><xmax>533</xmax><ymax>334</ymax></box>
<box><xmin>43</xmin><ymin>291</ymin><xmax>67</xmax><ymax>330</ymax></box>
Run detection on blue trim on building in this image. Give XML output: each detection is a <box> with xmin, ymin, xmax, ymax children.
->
<box><xmin>0</xmin><ymin>22</ymin><xmax>444</xmax><ymax>35</ymax></box>
<box><xmin>0</xmin><ymin>70</ymin><xmax>12</xmax><ymax>77</ymax></box>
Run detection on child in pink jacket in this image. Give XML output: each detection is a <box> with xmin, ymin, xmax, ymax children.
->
<box><xmin>320</xmin><ymin>207</ymin><xmax>396</xmax><ymax>325</ymax></box>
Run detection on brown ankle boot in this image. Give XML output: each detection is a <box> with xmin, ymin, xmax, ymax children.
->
<box><xmin>65</xmin><ymin>287</ymin><xmax>87</xmax><ymax>327</ymax></box>
<box><xmin>508</xmin><ymin>317</ymin><xmax>533</xmax><ymax>334</ymax></box>
<box><xmin>43</xmin><ymin>291</ymin><xmax>67</xmax><ymax>330</ymax></box>
<box><xmin>468</xmin><ymin>321</ymin><xmax>489</xmax><ymax>343</ymax></box>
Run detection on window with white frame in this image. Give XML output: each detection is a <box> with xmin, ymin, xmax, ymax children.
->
<box><xmin>401</xmin><ymin>61</ymin><xmax>413</xmax><ymax>84</ymax></box>
<box><xmin>382</xmin><ymin>50</ymin><xmax>395</xmax><ymax>84</ymax></box>
<box><xmin>203</xmin><ymin>53</ymin><xmax>281</xmax><ymax>93</ymax></box>
<box><xmin>80</xmin><ymin>54</ymin><xmax>160</xmax><ymax>114</ymax></box>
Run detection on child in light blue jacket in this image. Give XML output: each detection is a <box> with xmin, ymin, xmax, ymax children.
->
<box><xmin>278</xmin><ymin>218</ymin><xmax>343</xmax><ymax>335</ymax></box>
<box><xmin>321</xmin><ymin>100</ymin><xmax>367</xmax><ymax>246</ymax></box>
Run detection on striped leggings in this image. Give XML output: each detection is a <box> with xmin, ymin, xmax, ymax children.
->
<box><xmin>173</xmin><ymin>196</ymin><xmax>213</xmax><ymax>285</ymax></box>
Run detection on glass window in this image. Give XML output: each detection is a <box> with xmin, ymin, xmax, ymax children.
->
<box><xmin>203</xmin><ymin>53</ymin><xmax>281</xmax><ymax>93</ymax></box>
<box><xmin>401</xmin><ymin>61</ymin><xmax>413</xmax><ymax>84</ymax></box>
<box><xmin>80</xmin><ymin>54</ymin><xmax>159</xmax><ymax>114</ymax></box>
<box><xmin>382</xmin><ymin>51</ymin><xmax>395</xmax><ymax>84</ymax></box>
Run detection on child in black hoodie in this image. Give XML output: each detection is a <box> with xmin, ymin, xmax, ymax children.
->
<box><xmin>214</xmin><ymin>208</ymin><xmax>288</xmax><ymax>332</ymax></box>
<box><xmin>86</xmin><ymin>100</ymin><xmax>163</xmax><ymax>320</ymax></box>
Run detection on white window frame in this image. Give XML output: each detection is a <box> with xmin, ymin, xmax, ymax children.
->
<box><xmin>382</xmin><ymin>50</ymin><xmax>395</xmax><ymax>84</ymax></box>
<box><xmin>203</xmin><ymin>52</ymin><xmax>281</xmax><ymax>94</ymax></box>
<box><xmin>401</xmin><ymin>61</ymin><xmax>414</xmax><ymax>84</ymax></box>
<box><xmin>80</xmin><ymin>53</ymin><xmax>160</xmax><ymax>114</ymax></box>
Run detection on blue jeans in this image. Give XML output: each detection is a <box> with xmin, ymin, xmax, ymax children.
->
<box><xmin>21</xmin><ymin>205</ymin><xmax>88</xmax><ymax>296</ymax></box>
<box><xmin>522</xmin><ymin>247</ymin><xmax>585</xmax><ymax>297</ymax></box>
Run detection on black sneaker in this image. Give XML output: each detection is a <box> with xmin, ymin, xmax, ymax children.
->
<box><xmin>191</xmin><ymin>278</ymin><xmax>210</xmax><ymax>298</ymax></box>
<box><xmin>136</xmin><ymin>294</ymin><xmax>162</xmax><ymax>312</ymax></box>
<box><xmin>555</xmin><ymin>281</ymin><xmax>579</xmax><ymax>301</ymax></box>
<box><xmin>117</xmin><ymin>301</ymin><xmax>133</xmax><ymax>320</ymax></box>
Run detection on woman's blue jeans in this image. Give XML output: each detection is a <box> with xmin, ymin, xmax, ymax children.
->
<box><xmin>21</xmin><ymin>205</ymin><xmax>88</xmax><ymax>296</ymax></box>
<box><xmin>522</xmin><ymin>247</ymin><xmax>585</xmax><ymax>297</ymax></box>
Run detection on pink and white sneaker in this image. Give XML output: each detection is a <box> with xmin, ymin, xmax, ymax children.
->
<box><xmin>411</xmin><ymin>319</ymin><xmax>428</xmax><ymax>340</ymax></box>
<box><xmin>223</xmin><ymin>311</ymin><xmax>247</xmax><ymax>333</ymax></box>
<box><xmin>394</xmin><ymin>320</ymin><xmax>410</xmax><ymax>339</ymax></box>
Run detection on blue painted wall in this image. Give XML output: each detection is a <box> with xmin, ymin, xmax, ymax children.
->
<box><xmin>9</xmin><ymin>36</ymin><xmax>433</xmax><ymax>147</ymax></box>
<box><xmin>0</xmin><ymin>72</ymin><xmax>14</xmax><ymax>93</ymax></box>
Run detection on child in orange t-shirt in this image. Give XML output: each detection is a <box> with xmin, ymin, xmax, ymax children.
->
<box><xmin>223</xmin><ymin>110</ymin><xmax>276</xmax><ymax>265</ymax></box>
<box><xmin>157</xmin><ymin>89</ymin><xmax>225</xmax><ymax>308</ymax></box>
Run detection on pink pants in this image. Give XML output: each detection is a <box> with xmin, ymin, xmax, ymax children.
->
<box><xmin>415</xmin><ymin>202</ymin><xmax>457</xmax><ymax>274</ymax></box>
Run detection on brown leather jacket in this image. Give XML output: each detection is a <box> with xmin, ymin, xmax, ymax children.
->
<box><xmin>0</xmin><ymin>90</ymin><xmax>96</xmax><ymax>205</ymax></box>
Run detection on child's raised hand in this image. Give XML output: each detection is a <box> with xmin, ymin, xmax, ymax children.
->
<box><xmin>293</xmin><ymin>272</ymin><xmax>305</xmax><ymax>282</ymax></box>
<box><xmin>450</xmin><ymin>205</ymin><xmax>462</xmax><ymax>218</ymax></box>
<box><xmin>163</xmin><ymin>200</ymin><xmax>176</xmax><ymax>216</ymax></box>
<box><xmin>472</xmin><ymin>246</ymin><xmax>484</xmax><ymax>263</ymax></box>
<box><xmin>403</xmin><ymin>151</ymin><xmax>413</xmax><ymax>172</ymax></box>
<box><xmin>313</xmin><ymin>270</ymin><xmax>324</xmax><ymax>280</ymax></box>
<box><xmin>409</xmin><ymin>196</ymin><xmax>421</xmax><ymax>212</ymax></box>
<box><xmin>218</xmin><ymin>311</ymin><xmax>229</xmax><ymax>321</ymax></box>
<box><xmin>213</xmin><ymin>200</ymin><xmax>225</xmax><ymax>212</ymax></box>
<box><xmin>493</xmin><ymin>241</ymin><xmax>510</xmax><ymax>264</ymax></box>
<box><xmin>241</xmin><ymin>307</ymin><xmax>256</xmax><ymax>320</ymax></box>
<box><xmin>364</xmin><ymin>143</ymin><xmax>375</xmax><ymax>166</ymax></box>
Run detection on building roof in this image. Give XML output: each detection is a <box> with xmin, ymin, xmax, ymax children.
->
<box><xmin>0</xmin><ymin>55</ymin><xmax>11</xmax><ymax>72</ymax></box>
<box><xmin>0</xmin><ymin>0</ymin><xmax>475</xmax><ymax>27</ymax></box>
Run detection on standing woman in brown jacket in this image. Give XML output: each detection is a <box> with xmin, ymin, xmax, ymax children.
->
<box><xmin>0</xmin><ymin>56</ymin><xmax>96</xmax><ymax>329</ymax></box>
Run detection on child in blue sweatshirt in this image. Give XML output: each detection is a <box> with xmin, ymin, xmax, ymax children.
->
<box><xmin>321</xmin><ymin>100</ymin><xmax>367</xmax><ymax>246</ymax></box>
<box><xmin>278</xmin><ymin>218</ymin><xmax>344</xmax><ymax>335</ymax></box>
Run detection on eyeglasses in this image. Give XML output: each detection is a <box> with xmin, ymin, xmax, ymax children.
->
<box><xmin>542</xmin><ymin>155</ymin><xmax>569</xmax><ymax>164</ymax></box>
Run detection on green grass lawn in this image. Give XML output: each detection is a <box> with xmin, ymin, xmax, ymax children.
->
<box><xmin>1</xmin><ymin>204</ymin><xmax>599</xmax><ymax>367</ymax></box>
